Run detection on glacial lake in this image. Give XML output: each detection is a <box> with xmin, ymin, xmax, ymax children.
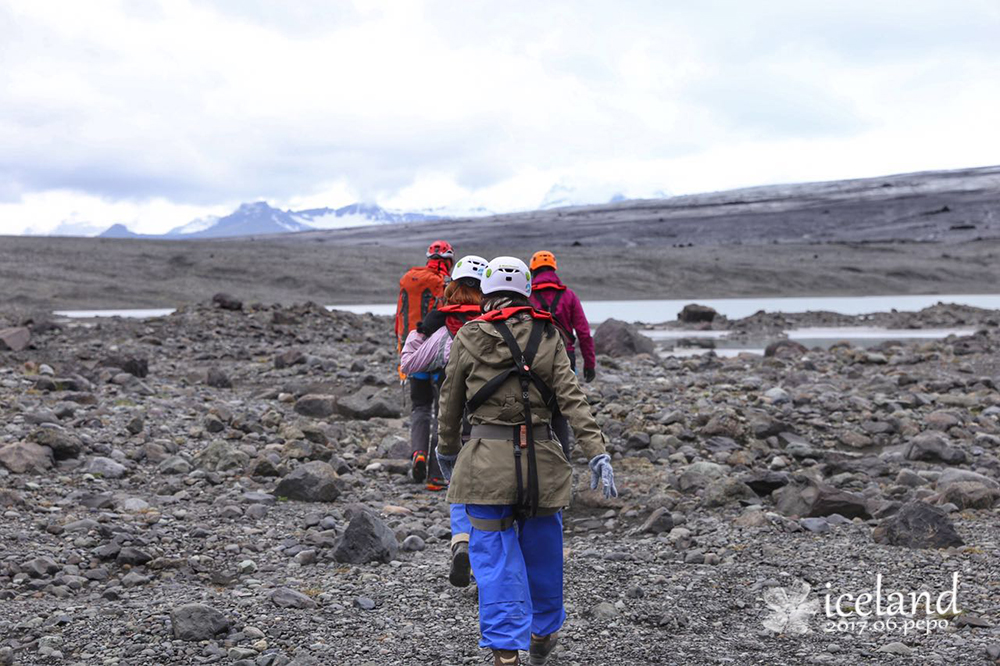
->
<box><xmin>53</xmin><ymin>293</ymin><xmax>998</xmax><ymax>357</ymax></box>
<box><xmin>54</xmin><ymin>293</ymin><xmax>1000</xmax><ymax>325</ymax></box>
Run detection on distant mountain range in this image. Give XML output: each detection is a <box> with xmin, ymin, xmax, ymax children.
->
<box><xmin>99</xmin><ymin>202</ymin><xmax>444</xmax><ymax>239</ymax></box>
<box><xmin>36</xmin><ymin>188</ymin><xmax>668</xmax><ymax>240</ymax></box>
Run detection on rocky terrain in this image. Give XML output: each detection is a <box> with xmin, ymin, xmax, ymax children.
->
<box><xmin>1</xmin><ymin>299</ymin><xmax>999</xmax><ymax>665</ymax></box>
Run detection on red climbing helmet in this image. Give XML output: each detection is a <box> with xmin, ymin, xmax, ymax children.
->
<box><xmin>426</xmin><ymin>240</ymin><xmax>455</xmax><ymax>259</ymax></box>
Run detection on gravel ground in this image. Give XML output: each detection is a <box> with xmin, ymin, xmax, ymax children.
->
<box><xmin>1</xmin><ymin>301</ymin><xmax>999</xmax><ymax>665</ymax></box>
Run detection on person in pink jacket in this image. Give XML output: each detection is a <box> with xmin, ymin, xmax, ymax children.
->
<box><xmin>528</xmin><ymin>250</ymin><xmax>596</xmax><ymax>456</ymax></box>
<box><xmin>528</xmin><ymin>251</ymin><xmax>596</xmax><ymax>382</ymax></box>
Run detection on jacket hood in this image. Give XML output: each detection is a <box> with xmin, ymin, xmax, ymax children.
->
<box><xmin>531</xmin><ymin>271</ymin><xmax>564</xmax><ymax>288</ymax></box>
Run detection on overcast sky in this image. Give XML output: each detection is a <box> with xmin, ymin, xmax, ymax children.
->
<box><xmin>2</xmin><ymin>0</ymin><xmax>999</xmax><ymax>235</ymax></box>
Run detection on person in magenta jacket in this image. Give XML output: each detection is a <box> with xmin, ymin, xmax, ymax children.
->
<box><xmin>528</xmin><ymin>251</ymin><xmax>596</xmax><ymax>382</ymax></box>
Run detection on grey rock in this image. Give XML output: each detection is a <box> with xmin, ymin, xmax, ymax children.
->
<box><xmin>23</xmin><ymin>556</ymin><xmax>60</xmax><ymax>578</ymax></box>
<box><xmin>212</xmin><ymin>292</ymin><xmax>243</xmax><ymax>310</ymax></box>
<box><xmin>593</xmin><ymin>319</ymin><xmax>656</xmax><ymax>357</ymax></box>
<box><xmin>904</xmin><ymin>432</ymin><xmax>966</xmax><ymax>464</ymax></box>
<box><xmin>294</xmin><ymin>394</ymin><xmax>337</xmax><ymax>419</ymax></box>
<box><xmin>800</xmin><ymin>517</ymin><xmax>831</xmax><ymax>534</ymax></box>
<box><xmin>764</xmin><ymin>339</ymin><xmax>807</xmax><ymax>359</ymax></box>
<box><xmin>274</xmin><ymin>461</ymin><xmax>341</xmax><ymax>502</ymax></box>
<box><xmin>872</xmin><ymin>501</ymin><xmax>964</xmax><ymax>549</ymax></box>
<box><xmin>30</xmin><ymin>428</ymin><xmax>83</xmax><ymax>459</ymax></box>
<box><xmin>86</xmin><ymin>456</ymin><xmax>127</xmax><ymax>479</ymax></box>
<box><xmin>937</xmin><ymin>482</ymin><xmax>1000</xmax><ymax>510</ymax></box>
<box><xmin>638</xmin><ymin>507</ymin><xmax>675</xmax><ymax>534</ymax></box>
<box><xmin>678</xmin><ymin>461</ymin><xmax>727</xmax><ymax>492</ymax></box>
<box><xmin>701</xmin><ymin>478</ymin><xmax>758</xmax><ymax>508</ymax></box>
<box><xmin>774</xmin><ymin>480</ymin><xmax>871</xmax><ymax>519</ymax></box>
<box><xmin>171</xmin><ymin>603</ymin><xmax>231</xmax><ymax>641</ymax></box>
<box><xmin>764</xmin><ymin>387</ymin><xmax>790</xmax><ymax>404</ymax></box>
<box><xmin>334</xmin><ymin>510</ymin><xmax>399</xmax><ymax>564</ymax></box>
<box><xmin>588</xmin><ymin>601</ymin><xmax>620</xmax><ymax>621</ymax></box>
<box><xmin>878</xmin><ymin>642</ymin><xmax>913</xmax><ymax>656</ymax></box>
<box><xmin>193</xmin><ymin>440</ymin><xmax>250</xmax><ymax>472</ymax></box>
<box><xmin>0</xmin><ymin>326</ymin><xmax>31</xmax><ymax>351</ymax></box>
<box><xmin>0</xmin><ymin>441</ymin><xmax>53</xmax><ymax>473</ymax></box>
<box><xmin>677</xmin><ymin>304</ymin><xmax>717</xmax><ymax>323</ymax></box>
<box><xmin>158</xmin><ymin>455</ymin><xmax>191</xmax><ymax>475</ymax></box>
<box><xmin>937</xmin><ymin>468</ymin><xmax>999</xmax><ymax>489</ymax></box>
<box><xmin>206</xmin><ymin>367</ymin><xmax>233</xmax><ymax>388</ymax></box>
<box><xmin>270</xmin><ymin>587</ymin><xmax>317</xmax><ymax>609</ymax></box>
<box><xmin>401</xmin><ymin>535</ymin><xmax>426</xmax><ymax>551</ymax></box>
<box><xmin>116</xmin><ymin>547</ymin><xmax>153</xmax><ymax>566</ymax></box>
<box><xmin>336</xmin><ymin>388</ymin><xmax>401</xmax><ymax>420</ymax></box>
<box><xmin>353</xmin><ymin>596</ymin><xmax>376</xmax><ymax>611</ymax></box>
<box><xmin>275</xmin><ymin>349</ymin><xmax>306</xmax><ymax>369</ymax></box>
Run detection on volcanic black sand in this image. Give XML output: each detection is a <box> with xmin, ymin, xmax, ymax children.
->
<box><xmin>2</xmin><ymin>165</ymin><xmax>999</xmax><ymax>310</ymax></box>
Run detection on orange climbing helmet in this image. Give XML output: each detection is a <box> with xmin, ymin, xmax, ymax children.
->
<box><xmin>427</xmin><ymin>240</ymin><xmax>455</xmax><ymax>259</ymax></box>
<box><xmin>529</xmin><ymin>250</ymin><xmax>557</xmax><ymax>272</ymax></box>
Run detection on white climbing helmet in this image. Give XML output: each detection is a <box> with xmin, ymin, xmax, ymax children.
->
<box><xmin>451</xmin><ymin>255</ymin><xmax>488</xmax><ymax>282</ymax></box>
<box><xmin>481</xmin><ymin>256</ymin><xmax>532</xmax><ymax>297</ymax></box>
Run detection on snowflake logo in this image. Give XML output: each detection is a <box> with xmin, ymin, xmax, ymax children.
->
<box><xmin>762</xmin><ymin>580</ymin><xmax>821</xmax><ymax>635</ymax></box>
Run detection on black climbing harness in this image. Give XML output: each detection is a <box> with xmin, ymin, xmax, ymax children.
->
<box><xmin>465</xmin><ymin>317</ymin><xmax>562</xmax><ymax>518</ymax></box>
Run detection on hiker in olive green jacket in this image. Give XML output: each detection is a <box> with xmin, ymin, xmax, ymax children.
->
<box><xmin>436</xmin><ymin>256</ymin><xmax>617</xmax><ymax>666</ymax></box>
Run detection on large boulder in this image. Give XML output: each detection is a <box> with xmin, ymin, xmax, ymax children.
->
<box><xmin>212</xmin><ymin>293</ymin><xmax>242</xmax><ymax>311</ymax></box>
<box><xmin>678</xmin><ymin>304</ymin><xmax>718</xmax><ymax>324</ymax></box>
<box><xmin>904</xmin><ymin>433</ymin><xmax>966</xmax><ymax>465</ymax></box>
<box><xmin>678</xmin><ymin>461</ymin><xmax>728</xmax><ymax>492</ymax></box>
<box><xmin>773</xmin><ymin>479</ymin><xmax>871</xmax><ymax>519</ymax></box>
<box><xmin>937</xmin><ymin>482</ymin><xmax>1000</xmax><ymax>510</ymax></box>
<box><xmin>275</xmin><ymin>349</ymin><xmax>307</xmax><ymax>369</ymax></box>
<box><xmin>764</xmin><ymin>340</ymin><xmax>808</xmax><ymax>359</ymax></box>
<box><xmin>593</xmin><ymin>319</ymin><xmax>655</xmax><ymax>357</ymax></box>
<box><xmin>333</xmin><ymin>510</ymin><xmax>399</xmax><ymax>564</ymax></box>
<box><xmin>336</xmin><ymin>388</ymin><xmax>401</xmax><ymax>420</ymax></box>
<box><xmin>936</xmin><ymin>468</ymin><xmax>999</xmax><ymax>489</ymax></box>
<box><xmin>274</xmin><ymin>461</ymin><xmax>341</xmax><ymax>502</ymax></box>
<box><xmin>30</xmin><ymin>428</ymin><xmax>83</xmax><ymax>459</ymax></box>
<box><xmin>0</xmin><ymin>327</ymin><xmax>31</xmax><ymax>352</ymax></box>
<box><xmin>170</xmin><ymin>604</ymin><xmax>231</xmax><ymax>641</ymax></box>
<box><xmin>0</xmin><ymin>441</ymin><xmax>53</xmax><ymax>473</ymax></box>
<box><xmin>872</xmin><ymin>501</ymin><xmax>964</xmax><ymax>549</ymax></box>
<box><xmin>193</xmin><ymin>440</ymin><xmax>250</xmax><ymax>472</ymax></box>
<box><xmin>701</xmin><ymin>478</ymin><xmax>758</xmax><ymax>508</ymax></box>
<box><xmin>85</xmin><ymin>456</ymin><xmax>128</xmax><ymax>479</ymax></box>
<box><xmin>295</xmin><ymin>394</ymin><xmax>337</xmax><ymax>419</ymax></box>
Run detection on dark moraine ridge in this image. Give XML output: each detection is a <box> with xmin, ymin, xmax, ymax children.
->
<box><xmin>1</xmin><ymin>165</ymin><xmax>999</xmax><ymax>310</ymax></box>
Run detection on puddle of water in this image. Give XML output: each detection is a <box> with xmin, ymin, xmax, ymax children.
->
<box><xmin>53</xmin><ymin>308</ymin><xmax>176</xmax><ymax>319</ymax></box>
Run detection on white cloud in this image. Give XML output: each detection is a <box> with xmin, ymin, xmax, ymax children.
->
<box><xmin>1</xmin><ymin>0</ymin><xmax>998</xmax><ymax>234</ymax></box>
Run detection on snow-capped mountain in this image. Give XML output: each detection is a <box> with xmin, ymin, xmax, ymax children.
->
<box><xmin>165</xmin><ymin>215</ymin><xmax>220</xmax><ymax>236</ymax></box>
<box><xmin>176</xmin><ymin>202</ymin><xmax>312</xmax><ymax>238</ymax></box>
<box><xmin>290</xmin><ymin>203</ymin><xmax>439</xmax><ymax>230</ymax></box>
<box><xmin>96</xmin><ymin>201</ymin><xmax>444</xmax><ymax>239</ymax></box>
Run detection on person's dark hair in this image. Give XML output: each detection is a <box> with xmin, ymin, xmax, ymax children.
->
<box><xmin>533</xmin><ymin>265</ymin><xmax>555</xmax><ymax>275</ymax></box>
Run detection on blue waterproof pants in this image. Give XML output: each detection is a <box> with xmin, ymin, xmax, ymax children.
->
<box><xmin>467</xmin><ymin>504</ymin><xmax>566</xmax><ymax>651</ymax></box>
<box><xmin>450</xmin><ymin>503</ymin><xmax>471</xmax><ymax>546</ymax></box>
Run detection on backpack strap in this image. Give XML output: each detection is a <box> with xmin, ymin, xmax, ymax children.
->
<box><xmin>491</xmin><ymin>319</ymin><xmax>542</xmax><ymax>516</ymax></box>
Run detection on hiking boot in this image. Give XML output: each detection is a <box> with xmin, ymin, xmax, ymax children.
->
<box><xmin>411</xmin><ymin>451</ymin><xmax>427</xmax><ymax>483</ymax></box>
<box><xmin>449</xmin><ymin>542</ymin><xmax>471</xmax><ymax>588</ymax></box>
<box><xmin>426</xmin><ymin>477</ymin><xmax>448</xmax><ymax>491</ymax></box>
<box><xmin>491</xmin><ymin>649</ymin><xmax>519</xmax><ymax>665</ymax></box>
<box><xmin>528</xmin><ymin>633</ymin><xmax>558</xmax><ymax>666</ymax></box>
